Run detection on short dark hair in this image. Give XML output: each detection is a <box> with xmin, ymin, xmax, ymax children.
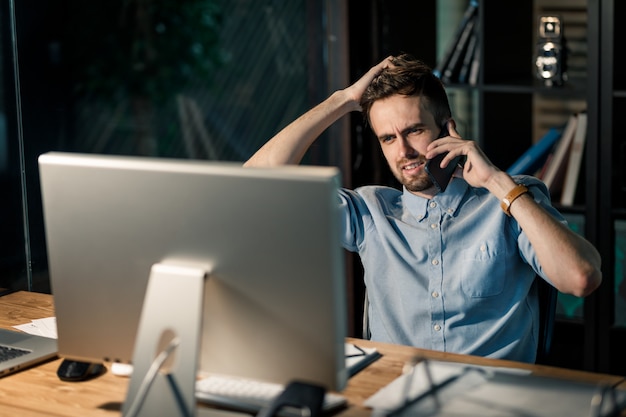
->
<box><xmin>360</xmin><ymin>54</ymin><xmax>452</xmax><ymax>128</ymax></box>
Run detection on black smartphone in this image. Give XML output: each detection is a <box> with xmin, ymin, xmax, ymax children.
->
<box><xmin>424</xmin><ymin>124</ymin><xmax>462</xmax><ymax>192</ymax></box>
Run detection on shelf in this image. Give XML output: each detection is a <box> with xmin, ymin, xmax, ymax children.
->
<box><xmin>454</xmin><ymin>0</ymin><xmax>621</xmax><ymax>374</ymax></box>
<box><xmin>446</xmin><ymin>82</ymin><xmax>586</xmax><ymax>97</ymax></box>
<box><xmin>481</xmin><ymin>84</ymin><xmax>586</xmax><ymax>98</ymax></box>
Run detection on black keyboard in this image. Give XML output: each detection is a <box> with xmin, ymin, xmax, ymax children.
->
<box><xmin>0</xmin><ymin>345</ymin><xmax>30</xmax><ymax>363</ymax></box>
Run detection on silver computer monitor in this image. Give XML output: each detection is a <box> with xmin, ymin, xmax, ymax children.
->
<box><xmin>38</xmin><ymin>152</ymin><xmax>348</xmax><ymax>393</ymax></box>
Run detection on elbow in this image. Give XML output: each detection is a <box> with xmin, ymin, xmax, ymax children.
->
<box><xmin>568</xmin><ymin>266</ymin><xmax>602</xmax><ymax>298</ymax></box>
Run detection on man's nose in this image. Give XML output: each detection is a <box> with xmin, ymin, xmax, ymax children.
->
<box><xmin>398</xmin><ymin>136</ymin><xmax>419</xmax><ymax>159</ymax></box>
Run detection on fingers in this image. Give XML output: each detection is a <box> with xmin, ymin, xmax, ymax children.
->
<box><xmin>380</xmin><ymin>55</ymin><xmax>395</xmax><ymax>69</ymax></box>
<box><xmin>365</xmin><ymin>56</ymin><xmax>394</xmax><ymax>82</ymax></box>
<box><xmin>426</xmin><ymin>136</ymin><xmax>474</xmax><ymax>168</ymax></box>
<box><xmin>346</xmin><ymin>56</ymin><xmax>396</xmax><ymax>109</ymax></box>
<box><xmin>427</xmin><ymin>136</ymin><xmax>465</xmax><ymax>154</ymax></box>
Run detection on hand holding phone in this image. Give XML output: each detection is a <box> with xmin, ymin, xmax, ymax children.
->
<box><xmin>424</xmin><ymin>123</ymin><xmax>462</xmax><ymax>192</ymax></box>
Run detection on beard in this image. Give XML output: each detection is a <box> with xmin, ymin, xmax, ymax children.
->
<box><xmin>391</xmin><ymin>158</ymin><xmax>434</xmax><ymax>192</ymax></box>
<box><xmin>399</xmin><ymin>172</ymin><xmax>433</xmax><ymax>192</ymax></box>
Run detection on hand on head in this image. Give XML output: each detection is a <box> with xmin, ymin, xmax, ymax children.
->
<box><xmin>343</xmin><ymin>56</ymin><xmax>394</xmax><ymax>112</ymax></box>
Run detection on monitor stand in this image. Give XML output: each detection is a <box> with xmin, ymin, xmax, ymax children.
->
<box><xmin>122</xmin><ymin>263</ymin><xmax>208</xmax><ymax>417</ymax></box>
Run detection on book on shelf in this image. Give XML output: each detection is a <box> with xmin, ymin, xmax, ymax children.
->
<box><xmin>506</xmin><ymin>127</ymin><xmax>562</xmax><ymax>176</ymax></box>
<box><xmin>536</xmin><ymin>152</ymin><xmax>553</xmax><ymax>179</ymax></box>
<box><xmin>560</xmin><ymin>112</ymin><xmax>587</xmax><ymax>206</ymax></box>
<box><xmin>541</xmin><ymin>113</ymin><xmax>578</xmax><ymax>200</ymax></box>
<box><xmin>441</xmin><ymin>14</ymin><xmax>477</xmax><ymax>84</ymax></box>
<box><xmin>458</xmin><ymin>19</ymin><xmax>479</xmax><ymax>84</ymax></box>
<box><xmin>433</xmin><ymin>0</ymin><xmax>478</xmax><ymax>81</ymax></box>
<box><xmin>468</xmin><ymin>36</ymin><xmax>480</xmax><ymax>85</ymax></box>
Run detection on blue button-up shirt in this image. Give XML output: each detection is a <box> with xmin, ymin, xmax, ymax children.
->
<box><xmin>338</xmin><ymin>175</ymin><xmax>563</xmax><ymax>363</ymax></box>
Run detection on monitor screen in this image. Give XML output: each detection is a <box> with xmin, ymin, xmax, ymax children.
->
<box><xmin>38</xmin><ymin>152</ymin><xmax>348</xmax><ymax>391</ymax></box>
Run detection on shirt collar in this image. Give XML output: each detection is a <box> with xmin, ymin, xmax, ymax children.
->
<box><xmin>401</xmin><ymin>178</ymin><xmax>470</xmax><ymax>220</ymax></box>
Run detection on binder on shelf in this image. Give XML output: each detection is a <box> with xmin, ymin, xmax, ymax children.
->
<box><xmin>433</xmin><ymin>0</ymin><xmax>479</xmax><ymax>80</ymax></box>
<box><xmin>541</xmin><ymin>113</ymin><xmax>578</xmax><ymax>199</ymax></box>
<box><xmin>506</xmin><ymin>127</ymin><xmax>562</xmax><ymax>176</ymax></box>
<box><xmin>560</xmin><ymin>112</ymin><xmax>587</xmax><ymax>206</ymax></box>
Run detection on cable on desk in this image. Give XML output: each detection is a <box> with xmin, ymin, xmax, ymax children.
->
<box><xmin>123</xmin><ymin>337</ymin><xmax>189</xmax><ymax>417</ymax></box>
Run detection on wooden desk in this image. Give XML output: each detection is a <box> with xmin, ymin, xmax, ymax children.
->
<box><xmin>0</xmin><ymin>291</ymin><xmax>624</xmax><ymax>417</ymax></box>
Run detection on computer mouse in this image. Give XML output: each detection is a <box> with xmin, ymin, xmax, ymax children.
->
<box><xmin>57</xmin><ymin>359</ymin><xmax>105</xmax><ymax>382</ymax></box>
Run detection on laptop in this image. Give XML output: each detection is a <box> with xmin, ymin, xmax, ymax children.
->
<box><xmin>0</xmin><ymin>328</ymin><xmax>57</xmax><ymax>377</ymax></box>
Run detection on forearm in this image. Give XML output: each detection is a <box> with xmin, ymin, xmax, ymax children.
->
<box><xmin>487</xmin><ymin>171</ymin><xmax>602</xmax><ymax>296</ymax></box>
<box><xmin>244</xmin><ymin>90</ymin><xmax>358</xmax><ymax>167</ymax></box>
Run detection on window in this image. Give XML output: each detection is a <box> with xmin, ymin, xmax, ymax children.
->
<box><xmin>1</xmin><ymin>0</ymin><xmax>346</xmax><ymax>293</ymax></box>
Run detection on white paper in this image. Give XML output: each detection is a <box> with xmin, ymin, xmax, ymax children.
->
<box><xmin>13</xmin><ymin>316</ymin><xmax>57</xmax><ymax>339</ymax></box>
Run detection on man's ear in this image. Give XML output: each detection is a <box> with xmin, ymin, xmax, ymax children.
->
<box><xmin>445</xmin><ymin>118</ymin><xmax>459</xmax><ymax>136</ymax></box>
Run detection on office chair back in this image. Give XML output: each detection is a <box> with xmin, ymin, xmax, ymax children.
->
<box><xmin>362</xmin><ymin>276</ymin><xmax>558</xmax><ymax>363</ymax></box>
<box><xmin>536</xmin><ymin>277</ymin><xmax>558</xmax><ymax>363</ymax></box>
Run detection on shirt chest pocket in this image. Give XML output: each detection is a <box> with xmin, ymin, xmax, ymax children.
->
<box><xmin>460</xmin><ymin>241</ymin><xmax>507</xmax><ymax>298</ymax></box>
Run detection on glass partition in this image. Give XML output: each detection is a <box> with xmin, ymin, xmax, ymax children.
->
<box><xmin>1</xmin><ymin>0</ymin><xmax>343</xmax><ymax>293</ymax></box>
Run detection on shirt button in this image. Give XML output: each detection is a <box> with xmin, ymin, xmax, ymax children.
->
<box><xmin>434</xmin><ymin>324</ymin><xmax>442</xmax><ymax>331</ymax></box>
<box><xmin>430</xmin><ymin>201</ymin><xmax>437</xmax><ymax>208</ymax></box>
<box><xmin>480</xmin><ymin>244</ymin><xmax>487</xmax><ymax>252</ymax></box>
<box><xmin>432</xmin><ymin>259</ymin><xmax>439</xmax><ymax>266</ymax></box>
<box><xmin>430</xmin><ymin>223</ymin><xmax>438</xmax><ymax>229</ymax></box>
<box><xmin>447</xmin><ymin>208</ymin><xmax>454</xmax><ymax>214</ymax></box>
<box><xmin>432</xmin><ymin>291</ymin><xmax>439</xmax><ymax>298</ymax></box>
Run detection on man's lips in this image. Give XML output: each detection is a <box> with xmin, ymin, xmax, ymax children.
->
<box><xmin>401</xmin><ymin>160</ymin><xmax>425</xmax><ymax>172</ymax></box>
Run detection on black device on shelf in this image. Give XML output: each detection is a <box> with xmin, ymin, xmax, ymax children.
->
<box><xmin>535</xmin><ymin>15</ymin><xmax>566</xmax><ymax>87</ymax></box>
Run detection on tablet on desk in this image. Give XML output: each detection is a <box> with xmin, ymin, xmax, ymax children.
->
<box><xmin>365</xmin><ymin>360</ymin><xmax>626</xmax><ymax>416</ymax></box>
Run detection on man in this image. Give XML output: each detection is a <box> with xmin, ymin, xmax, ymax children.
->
<box><xmin>245</xmin><ymin>54</ymin><xmax>601</xmax><ymax>363</ymax></box>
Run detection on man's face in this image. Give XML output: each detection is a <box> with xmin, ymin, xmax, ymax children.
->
<box><xmin>369</xmin><ymin>95</ymin><xmax>442</xmax><ymax>193</ymax></box>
